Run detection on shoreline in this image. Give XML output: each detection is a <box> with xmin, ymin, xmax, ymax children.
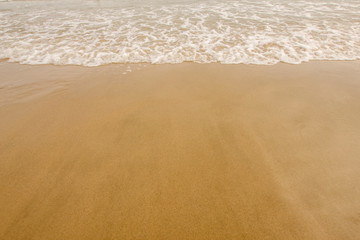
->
<box><xmin>0</xmin><ymin>61</ymin><xmax>360</xmax><ymax>239</ymax></box>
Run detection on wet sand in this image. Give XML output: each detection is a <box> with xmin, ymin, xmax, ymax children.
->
<box><xmin>0</xmin><ymin>61</ymin><xmax>360</xmax><ymax>239</ymax></box>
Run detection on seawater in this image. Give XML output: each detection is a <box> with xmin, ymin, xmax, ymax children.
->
<box><xmin>0</xmin><ymin>0</ymin><xmax>359</xmax><ymax>66</ymax></box>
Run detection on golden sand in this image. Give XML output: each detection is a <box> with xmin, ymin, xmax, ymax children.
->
<box><xmin>0</xmin><ymin>62</ymin><xmax>360</xmax><ymax>239</ymax></box>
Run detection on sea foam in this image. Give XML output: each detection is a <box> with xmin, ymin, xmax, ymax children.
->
<box><xmin>0</xmin><ymin>0</ymin><xmax>359</xmax><ymax>66</ymax></box>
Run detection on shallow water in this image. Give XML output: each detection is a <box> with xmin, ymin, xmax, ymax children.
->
<box><xmin>0</xmin><ymin>0</ymin><xmax>359</xmax><ymax>66</ymax></box>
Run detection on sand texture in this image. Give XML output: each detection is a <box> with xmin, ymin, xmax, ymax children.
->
<box><xmin>0</xmin><ymin>62</ymin><xmax>360</xmax><ymax>239</ymax></box>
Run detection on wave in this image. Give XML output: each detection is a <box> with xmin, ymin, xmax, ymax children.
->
<box><xmin>0</xmin><ymin>0</ymin><xmax>359</xmax><ymax>66</ymax></box>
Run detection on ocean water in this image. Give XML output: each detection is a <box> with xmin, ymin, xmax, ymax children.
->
<box><xmin>0</xmin><ymin>0</ymin><xmax>359</xmax><ymax>66</ymax></box>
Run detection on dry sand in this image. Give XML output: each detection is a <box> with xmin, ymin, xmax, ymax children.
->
<box><xmin>0</xmin><ymin>61</ymin><xmax>360</xmax><ymax>239</ymax></box>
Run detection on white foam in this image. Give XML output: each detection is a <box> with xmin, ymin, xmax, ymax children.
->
<box><xmin>0</xmin><ymin>0</ymin><xmax>359</xmax><ymax>66</ymax></box>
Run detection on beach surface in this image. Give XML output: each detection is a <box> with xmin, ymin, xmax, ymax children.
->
<box><xmin>0</xmin><ymin>61</ymin><xmax>360</xmax><ymax>239</ymax></box>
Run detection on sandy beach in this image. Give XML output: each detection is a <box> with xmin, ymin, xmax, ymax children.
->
<box><xmin>0</xmin><ymin>61</ymin><xmax>360</xmax><ymax>240</ymax></box>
